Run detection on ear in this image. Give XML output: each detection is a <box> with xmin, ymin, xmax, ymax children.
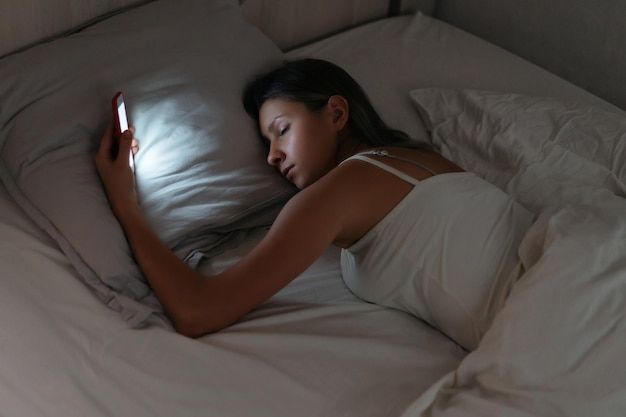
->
<box><xmin>326</xmin><ymin>95</ymin><xmax>349</xmax><ymax>131</ymax></box>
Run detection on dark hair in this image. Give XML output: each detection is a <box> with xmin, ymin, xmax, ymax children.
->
<box><xmin>242</xmin><ymin>58</ymin><xmax>423</xmax><ymax>149</ymax></box>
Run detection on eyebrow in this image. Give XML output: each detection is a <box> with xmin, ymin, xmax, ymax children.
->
<box><xmin>263</xmin><ymin>115</ymin><xmax>284</xmax><ymax>139</ymax></box>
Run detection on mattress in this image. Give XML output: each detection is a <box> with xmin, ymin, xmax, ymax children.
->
<box><xmin>1</xmin><ymin>7</ymin><xmax>624</xmax><ymax>417</ymax></box>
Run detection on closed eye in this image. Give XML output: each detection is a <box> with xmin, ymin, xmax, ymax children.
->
<box><xmin>279</xmin><ymin>125</ymin><xmax>289</xmax><ymax>136</ymax></box>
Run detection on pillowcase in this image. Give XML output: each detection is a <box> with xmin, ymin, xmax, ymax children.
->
<box><xmin>409</xmin><ymin>88</ymin><xmax>626</xmax><ymax>213</ymax></box>
<box><xmin>0</xmin><ymin>0</ymin><xmax>295</xmax><ymax>327</ymax></box>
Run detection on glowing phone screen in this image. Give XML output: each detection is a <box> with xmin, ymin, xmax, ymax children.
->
<box><xmin>117</xmin><ymin>100</ymin><xmax>129</xmax><ymax>133</ymax></box>
<box><xmin>116</xmin><ymin>96</ymin><xmax>134</xmax><ymax>171</ymax></box>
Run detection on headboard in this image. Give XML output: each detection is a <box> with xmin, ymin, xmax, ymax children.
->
<box><xmin>433</xmin><ymin>0</ymin><xmax>626</xmax><ymax>110</ymax></box>
<box><xmin>0</xmin><ymin>0</ymin><xmax>431</xmax><ymax>59</ymax></box>
<box><xmin>0</xmin><ymin>0</ymin><xmax>153</xmax><ymax>58</ymax></box>
<box><xmin>239</xmin><ymin>0</ymin><xmax>435</xmax><ymax>51</ymax></box>
<box><xmin>1</xmin><ymin>0</ymin><xmax>624</xmax><ymax>110</ymax></box>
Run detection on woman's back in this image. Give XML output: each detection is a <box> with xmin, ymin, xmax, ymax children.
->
<box><xmin>332</xmin><ymin>146</ymin><xmax>464</xmax><ymax>248</ymax></box>
<box><xmin>334</xmin><ymin>147</ymin><xmax>535</xmax><ymax>350</ymax></box>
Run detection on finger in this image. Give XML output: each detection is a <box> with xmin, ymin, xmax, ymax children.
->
<box><xmin>129</xmin><ymin>125</ymin><xmax>136</xmax><ymax>135</ymax></box>
<box><xmin>131</xmin><ymin>138</ymin><xmax>140</xmax><ymax>155</ymax></box>
<box><xmin>117</xmin><ymin>130</ymin><xmax>133</xmax><ymax>164</ymax></box>
<box><xmin>97</xmin><ymin>120</ymin><xmax>115</xmax><ymax>158</ymax></box>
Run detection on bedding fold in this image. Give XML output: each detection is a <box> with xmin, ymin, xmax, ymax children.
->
<box><xmin>402</xmin><ymin>87</ymin><xmax>626</xmax><ymax>416</ymax></box>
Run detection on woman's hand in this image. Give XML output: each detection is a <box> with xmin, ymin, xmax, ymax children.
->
<box><xmin>95</xmin><ymin>121</ymin><xmax>140</xmax><ymax>219</ymax></box>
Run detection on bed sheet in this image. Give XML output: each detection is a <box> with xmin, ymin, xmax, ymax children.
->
<box><xmin>2</xmin><ymin>9</ymin><xmax>623</xmax><ymax>417</ymax></box>
<box><xmin>0</xmin><ymin>179</ymin><xmax>465</xmax><ymax>417</ymax></box>
<box><xmin>1</xmin><ymin>4</ymin><xmax>466</xmax><ymax>416</ymax></box>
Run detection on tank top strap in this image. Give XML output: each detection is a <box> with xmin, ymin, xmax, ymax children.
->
<box><xmin>361</xmin><ymin>150</ymin><xmax>438</xmax><ymax>175</ymax></box>
<box><xmin>340</xmin><ymin>149</ymin><xmax>438</xmax><ymax>186</ymax></box>
<box><xmin>339</xmin><ymin>154</ymin><xmax>422</xmax><ymax>186</ymax></box>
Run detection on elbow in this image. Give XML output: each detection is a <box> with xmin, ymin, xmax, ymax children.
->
<box><xmin>171</xmin><ymin>309</ymin><xmax>225</xmax><ymax>339</ymax></box>
<box><xmin>173</xmin><ymin>320</ymin><xmax>208</xmax><ymax>339</ymax></box>
<box><xmin>173</xmin><ymin>315</ymin><xmax>212</xmax><ymax>339</ymax></box>
<box><xmin>169</xmin><ymin>276</ymin><xmax>236</xmax><ymax>338</ymax></box>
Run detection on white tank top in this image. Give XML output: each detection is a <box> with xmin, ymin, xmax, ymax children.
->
<box><xmin>339</xmin><ymin>150</ymin><xmax>535</xmax><ymax>350</ymax></box>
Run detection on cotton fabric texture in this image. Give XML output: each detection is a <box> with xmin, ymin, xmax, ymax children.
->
<box><xmin>0</xmin><ymin>0</ymin><xmax>295</xmax><ymax>326</ymax></box>
<box><xmin>401</xmin><ymin>87</ymin><xmax>626</xmax><ymax>416</ymax></box>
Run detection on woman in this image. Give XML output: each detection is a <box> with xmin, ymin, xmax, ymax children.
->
<box><xmin>96</xmin><ymin>59</ymin><xmax>533</xmax><ymax>348</ymax></box>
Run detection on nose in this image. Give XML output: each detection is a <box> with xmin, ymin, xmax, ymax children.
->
<box><xmin>266</xmin><ymin>142</ymin><xmax>284</xmax><ymax>167</ymax></box>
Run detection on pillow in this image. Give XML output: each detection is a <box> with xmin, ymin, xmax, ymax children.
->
<box><xmin>0</xmin><ymin>0</ymin><xmax>295</xmax><ymax>327</ymax></box>
<box><xmin>409</xmin><ymin>88</ymin><xmax>626</xmax><ymax>214</ymax></box>
<box><xmin>286</xmin><ymin>12</ymin><xmax>618</xmax><ymax>152</ymax></box>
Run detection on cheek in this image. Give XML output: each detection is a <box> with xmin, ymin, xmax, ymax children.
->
<box><xmin>290</xmin><ymin>120</ymin><xmax>336</xmax><ymax>174</ymax></box>
<box><xmin>298</xmin><ymin>122</ymin><xmax>333</xmax><ymax>153</ymax></box>
<box><xmin>288</xmin><ymin>126</ymin><xmax>312</xmax><ymax>156</ymax></box>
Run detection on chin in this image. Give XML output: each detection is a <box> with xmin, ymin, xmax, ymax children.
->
<box><xmin>292</xmin><ymin>166</ymin><xmax>328</xmax><ymax>189</ymax></box>
<box><xmin>292</xmin><ymin>178</ymin><xmax>305</xmax><ymax>190</ymax></box>
<box><xmin>295</xmin><ymin>173</ymin><xmax>323</xmax><ymax>190</ymax></box>
<box><xmin>291</xmin><ymin>173</ymin><xmax>311</xmax><ymax>190</ymax></box>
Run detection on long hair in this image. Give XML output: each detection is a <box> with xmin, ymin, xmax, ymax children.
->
<box><xmin>242</xmin><ymin>58</ymin><xmax>424</xmax><ymax>149</ymax></box>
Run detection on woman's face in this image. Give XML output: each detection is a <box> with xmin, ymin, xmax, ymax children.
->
<box><xmin>259</xmin><ymin>97</ymin><xmax>346</xmax><ymax>189</ymax></box>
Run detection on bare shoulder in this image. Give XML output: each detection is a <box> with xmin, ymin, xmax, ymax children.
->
<box><xmin>274</xmin><ymin>146</ymin><xmax>463</xmax><ymax>249</ymax></box>
<box><xmin>280</xmin><ymin>161</ymin><xmax>362</xmax><ymax>232</ymax></box>
<box><xmin>297</xmin><ymin>145</ymin><xmax>459</xmax><ymax>200</ymax></box>
<box><xmin>328</xmin><ymin>146</ymin><xmax>464</xmax><ymax>248</ymax></box>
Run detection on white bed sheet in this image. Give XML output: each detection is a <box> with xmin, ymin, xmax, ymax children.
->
<box><xmin>2</xmin><ymin>10</ymin><xmax>623</xmax><ymax>417</ymax></box>
<box><xmin>0</xmin><ymin>178</ymin><xmax>464</xmax><ymax>416</ymax></box>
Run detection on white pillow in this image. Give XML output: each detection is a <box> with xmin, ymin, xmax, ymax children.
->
<box><xmin>0</xmin><ymin>0</ymin><xmax>294</xmax><ymax>327</ymax></box>
<box><xmin>286</xmin><ymin>12</ymin><xmax>617</xmax><ymax>152</ymax></box>
<box><xmin>409</xmin><ymin>88</ymin><xmax>626</xmax><ymax>213</ymax></box>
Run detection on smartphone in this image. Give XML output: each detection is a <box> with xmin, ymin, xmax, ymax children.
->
<box><xmin>111</xmin><ymin>91</ymin><xmax>135</xmax><ymax>171</ymax></box>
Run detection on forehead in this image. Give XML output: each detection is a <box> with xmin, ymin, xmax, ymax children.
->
<box><xmin>259</xmin><ymin>98</ymin><xmax>305</xmax><ymax>135</ymax></box>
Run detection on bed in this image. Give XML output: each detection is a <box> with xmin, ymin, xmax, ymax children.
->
<box><xmin>1</xmin><ymin>1</ymin><xmax>625</xmax><ymax>416</ymax></box>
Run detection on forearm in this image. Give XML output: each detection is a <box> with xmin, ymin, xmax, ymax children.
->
<box><xmin>95</xmin><ymin>122</ymin><xmax>226</xmax><ymax>336</ymax></box>
<box><xmin>116</xmin><ymin>204</ymin><xmax>205</xmax><ymax>329</ymax></box>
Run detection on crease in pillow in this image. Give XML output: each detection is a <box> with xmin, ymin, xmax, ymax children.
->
<box><xmin>0</xmin><ymin>0</ymin><xmax>290</xmax><ymax>327</ymax></box>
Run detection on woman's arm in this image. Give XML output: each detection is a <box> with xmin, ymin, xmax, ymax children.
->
<box><xmin>95</xmin><ymin>124</ymin><xmax>350</xmax><ymax>338</ymax></box>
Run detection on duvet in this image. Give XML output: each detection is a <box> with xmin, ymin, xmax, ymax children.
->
<box><xmin>401</xmin><ymin>88</ymin><xmax>626</xmax><ymax>416</ymax></box>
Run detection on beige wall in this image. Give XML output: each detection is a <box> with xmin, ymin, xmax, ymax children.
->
<box><xmin>435</xmin><ymin>0</ymin><xmax>626</xmax><ymax>110</ymax></box>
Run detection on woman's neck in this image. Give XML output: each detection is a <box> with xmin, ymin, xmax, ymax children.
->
<box><xmin>335</xmin><ymin>132</ymin><xmax>372</xmax><ymax>165</ymax></box>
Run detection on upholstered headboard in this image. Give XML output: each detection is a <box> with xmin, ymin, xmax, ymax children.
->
<box><xmin>0</xmin><ymin>0</ymin><xmax>154</xmax><ymax>58</ymax></box>
<box><xmin>1</xmin><ymin>0</ymin><xmax>624</xmax><ymax>109</ymax></box>
<box><xmin>239</xmin><ymin>0</ymin><xmax>434</xmax><ymax>51</ymax></box>
<box><xmin>0</xmin><ymin>0</ymin><xmax>431</xmax><ymax>59</ymax></box>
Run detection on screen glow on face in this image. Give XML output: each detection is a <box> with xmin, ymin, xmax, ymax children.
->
<box><xmin>117</xmin><ymin>100</ymin><xmax>129</xmax><ymax>132</ymax></box>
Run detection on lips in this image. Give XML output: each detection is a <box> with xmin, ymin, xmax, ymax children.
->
<box><xmin>282</xmin><ymin>165</ymin><xmax>294</xmax><ymax>177</ymax></box>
